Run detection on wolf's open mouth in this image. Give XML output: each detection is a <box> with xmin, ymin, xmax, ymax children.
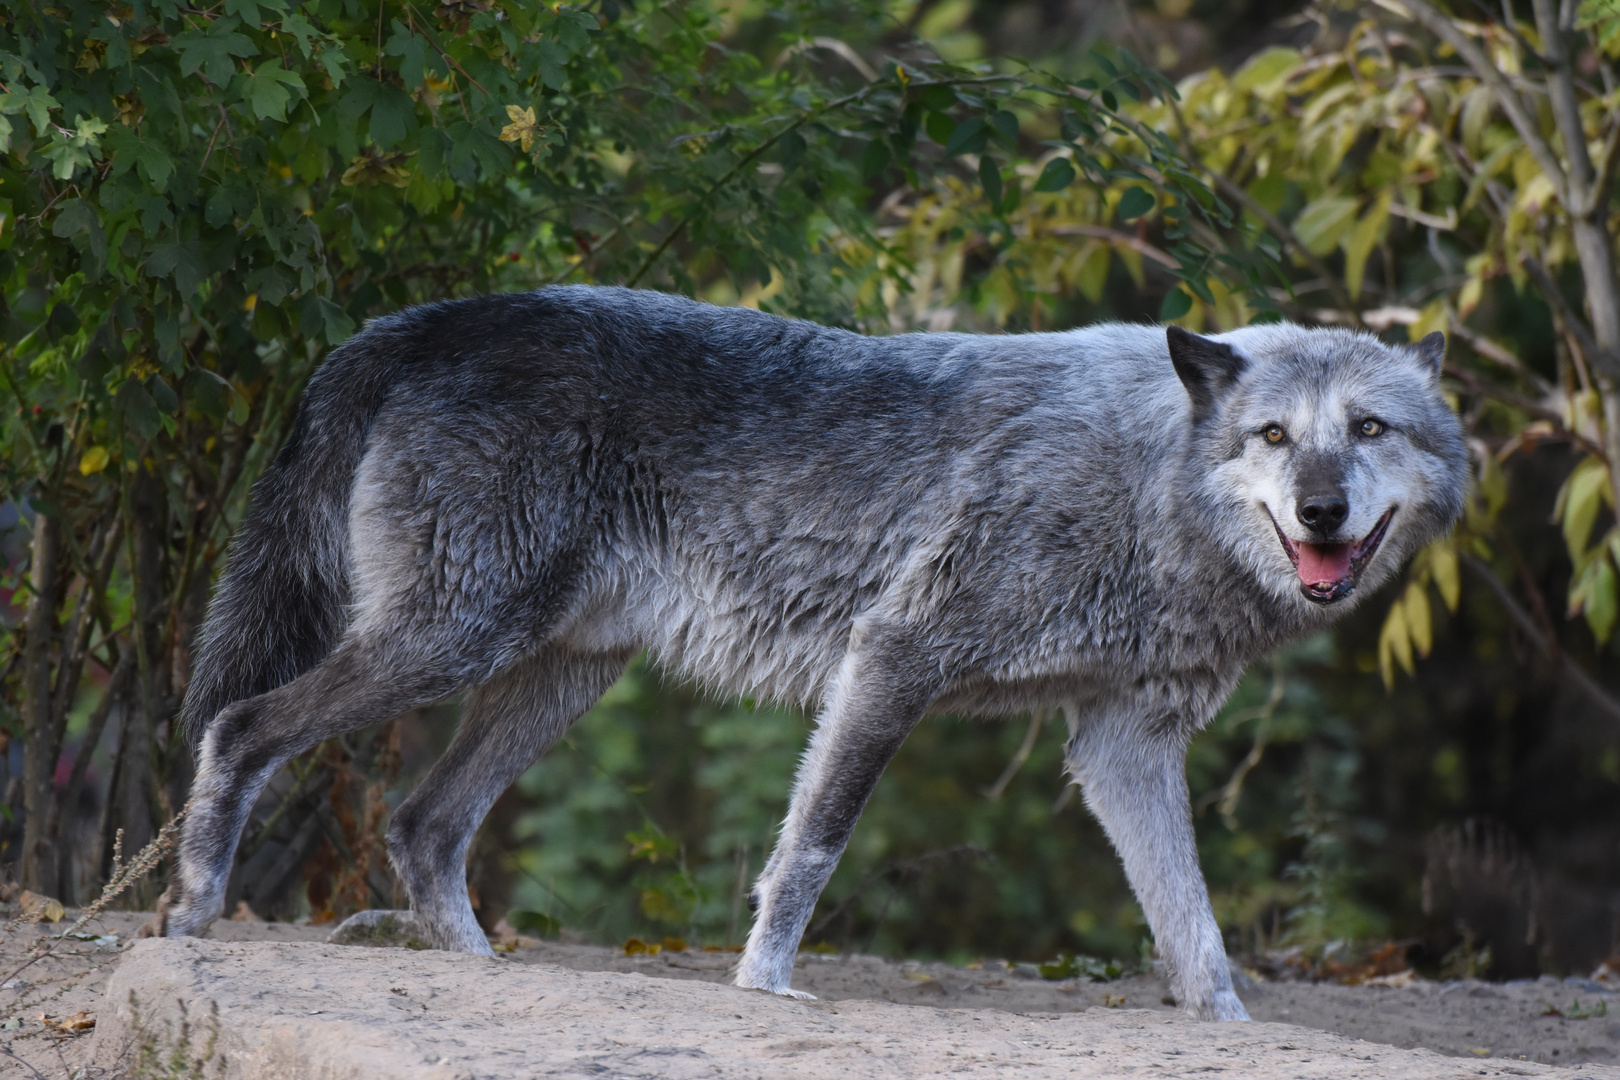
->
<box><xmin>1270</xmin><ymin>509</ymin><xmax>1393</xmax><ymax>604</ymax></box>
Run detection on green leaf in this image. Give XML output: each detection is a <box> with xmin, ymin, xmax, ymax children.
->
<box><xmin>385</xmin><ymin>20</ymin><xmax>428</xmax><ymax>87</ymax></box>
<box><xmin>943</xmin><ymin>116</ymin><xmax>988</xmax><ymax>157</ymax></box>
<box><xmin>173</xmin><ymin>24</ymin><xmax>257</xmax><ymax>86</ymax></box>
<box><xmin>340</xmin><ymin>78</ymin><xmax>418</xmax><ymax>149</ymax></box>
<box><xmin>925</xmin><ymin>111</ymin><xmax>955</xmax><ymax>145</ymax></box>
<box><xmin>0</xmin><ymin>83</ymin><xmax>59</xmax><ymax>136</ymax></box>
<box><xmin>116</xmin><ymin>376</ymin><xmax>160</xmax><ymax>439</ymax></box>
<box><xmin>1034</xmin><ymin>157</ymin><xmax>1075</xmax><ymax>193</ymax></box>
<box><xmin>1117</xmin><ymin>186</ymin><xmax>1155</xmax><ymax>221</ymax></box>
<box><xmin>236</xmin><ymin>60</ymin><xmax>306</xmax><ymax>122</ymax></box>
<box><xmin>989</xmin><ymin>109</ymin><xmax>1018</xmax><ymax>141</ymax></box>
<box><xmin>538</xmin><ymin>38</ymin><xmax>572</xmax><ymax>91</ymax></box>
<box><xmin>1160</xmin><ymin>288</ymin><xmax>1192</xmax><ymax>320</ymax></box>
<box><xmin>862</xmin><ymin>138</ymin><xmax>890</xmax><ymax>180</ymax></box>
<box><xmin>979</xmin><ymin>155</ymin><xmax>1003</xmax><ymax>208</ymax></box>
<box><xmin>301</xmin><ymin>294</ymin><xmax>355</xmax><ymax>346</ymax></box>
<box><xmin>778</xmin><ymin>129</ymin><xmax>805</xmax><ymax>170</ymax></box>
<box><xmin>145</xmin><ymin>239</ymin><xmax>211</xmax><ymax>296</ymax></box>
<box><xmin>50</xmin><ymin>198</ymin><xmax>106</xmax><ymax>263</ymax></box>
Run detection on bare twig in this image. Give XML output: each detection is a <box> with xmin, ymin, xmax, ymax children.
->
<box><xmin>1461</xmin><ymin>554</ymin><xmax>1620</xmax><ymax>731</ymax></box>
<box><xmin>983</xmin><ymin>709</ymin><xmax>1046</xmax><ymax>800</ymax></box>
<box><xmin>1388</xmin><ymin>0</ymin><xmax>1569</xmax><ymax>205</ymax></box>
<box><xmin>1522</xmin><ymin>255</ymin><xmax>1620</xmax><ymax>380</ymax></box>
<box><xmin>1045</xmin><ymin>224</ymin><xmax>1178</xmax><ymax>268</ymax></box>
<box><xmin>0</xmin><ymin>803</ymin><xmax>191</xmax><ymax>988</ymax></box>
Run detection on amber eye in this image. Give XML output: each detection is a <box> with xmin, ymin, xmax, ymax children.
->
<box><xmin>1359</xmin><ymin>418</ymin><xmax>1384</xmax><ymax>437</ymax></box>
<box><xmin>1264</xmin><ymin>425</ymin><xmax>1286</xmax><ymax>444</ymax></box>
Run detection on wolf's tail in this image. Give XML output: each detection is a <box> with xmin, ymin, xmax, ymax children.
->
<box><xmin>181</xmin><ymin>323</ymin><xmax>408</xmax><ymax>739</ymax></box>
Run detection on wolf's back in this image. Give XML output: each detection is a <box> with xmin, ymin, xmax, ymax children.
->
<box><xmin>182</xmin><ymin>318</ymin><xmax>414</xmax><ymax>737</ymax></box>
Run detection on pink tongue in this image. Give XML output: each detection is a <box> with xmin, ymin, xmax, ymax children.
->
<box><xmin>1296</xmin><ymin>542</ymin><xmax>1353</xmax><ymax>586</ymax></box>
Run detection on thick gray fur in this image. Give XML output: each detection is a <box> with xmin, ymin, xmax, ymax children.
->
<box><xmin>158</xmin><ymin>285</ymin><xmax>1468</xmax><ymax>1021</ymax></box>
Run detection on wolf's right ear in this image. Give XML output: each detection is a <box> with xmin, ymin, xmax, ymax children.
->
<box><xmin>1166</xmin><ymin>325</ymin><xmax>1246</xmax><ymax>422</ymax></box>
<box><xmin>1414</xmin><ymin>331</ymin><xmax>1445</xmax><ymax>377</ymax></box>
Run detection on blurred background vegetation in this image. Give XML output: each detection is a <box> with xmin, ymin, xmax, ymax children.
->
<box><xmin>2</xmin><ymin>0</ymin><xmax>1618</xmax><ymax>981</ymax></box>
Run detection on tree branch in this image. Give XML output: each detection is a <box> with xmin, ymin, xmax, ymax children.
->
<box><xmin>1391</xmin><ymin>0</ymin><xmax>1570</xmax><ymax>206</ymax></box>
<box><xmin>1155</xmin><ymin>91</ymin><xmax>1361</xmax><ymax>322</ymax></box>
<box><xmin>1522</xmin><ymin>254</ymin><xmax>1619</xmax><ymax>379</ymax></box>
<box><xmin>1462</xmin><ymin>554</ymin><xmax>1620</xmax><ymax>731</ymax></box>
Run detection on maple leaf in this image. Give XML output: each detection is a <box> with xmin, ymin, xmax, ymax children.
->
<box><xmin>500</xmin><ymin>104</ymin><xmax>540</xmax><ymax>152</ymax></box>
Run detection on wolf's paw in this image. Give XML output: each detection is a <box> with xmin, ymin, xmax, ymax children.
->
<box><xmin>1189</xmin><ymin>989</ymin><xmax>1251</xmax><ymax>1022</ymax></box>
<box><xmin>137</xmin><ymin>887</ymin><xmax>174</xmax><ymax>939</ymax></box>
<box><xmin>327</xmin><ymin>909</ymin><xmax>431</xmax><ymax>950</ymax></box>
<box><xmin>143</xmin><ymin>886</ymin><xmax>219</xmax><ymax>939</ymax></box>
<box><xmin>773</xmin><ymin>986</ymin><xmax>818</xmax><ymax>1001</ymax></box>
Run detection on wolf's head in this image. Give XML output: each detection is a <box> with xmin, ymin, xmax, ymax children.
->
<box><xmin>1168</xmin><ymin>322</ymin><xmax>1469</xmax><ymax>613</ymax></box>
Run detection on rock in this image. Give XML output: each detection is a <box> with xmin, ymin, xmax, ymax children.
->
<box><xmin>325</xmin><ymin>908</ymin><xmax>432</xmax><ymax>949</ymax></box>
<box><xmin>91</xmin><ymin>938</ymin><xmax>1612</xmax><ymax>1080</ymax></box>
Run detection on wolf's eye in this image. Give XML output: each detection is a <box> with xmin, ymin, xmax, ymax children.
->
<box><xmin>1263</xmin><ymin>425</ymin><xmax>1286</xmax><ymax>444</ymax></box>
<box><xmin>1359</xmin><ymin>418</ymin><xmax>1384</xmax><ymax>437</ymax></box>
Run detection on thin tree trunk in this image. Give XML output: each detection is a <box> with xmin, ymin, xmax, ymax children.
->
<box><xmin>20</xmin><ymin>511</ymin><xmax>63</xmax><ymax>893</ymax></box>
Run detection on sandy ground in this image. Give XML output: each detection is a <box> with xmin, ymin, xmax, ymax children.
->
<box><xmin>1</xmin><ymin>908</ymin><xmax>1616</xmax><ymax>1078</ymax></box>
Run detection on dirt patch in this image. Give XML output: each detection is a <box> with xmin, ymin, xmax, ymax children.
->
<box><xmin>1</xmin><ymin>909</ymin><xmax>1616</xmax><ymax>1078</ymax></box>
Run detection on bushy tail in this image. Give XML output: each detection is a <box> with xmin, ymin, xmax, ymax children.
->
<box><xmin>182</xmin><ymin>328</ymin><xmax>406</xmax><ymax>738</ymax></box>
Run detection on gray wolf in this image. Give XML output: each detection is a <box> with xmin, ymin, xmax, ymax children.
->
<box><xmin>153</xmin><ymin>285</ymin><xmax>1468</xmax><ymax>1021</ymax></box>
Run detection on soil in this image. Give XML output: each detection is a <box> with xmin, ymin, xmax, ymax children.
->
<box><xmin>2</xmin><ymin>908</ymin><xmax>1617</xmax><ymax>1079</ymax></box>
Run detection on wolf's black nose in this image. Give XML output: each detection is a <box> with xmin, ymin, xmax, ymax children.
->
<box><xmin>1297</xmin><ymin>492</ymin><xmax>1349</xmax><ymax>533</ymax></box>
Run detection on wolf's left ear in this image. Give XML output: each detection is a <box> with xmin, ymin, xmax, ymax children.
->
<box><xmin>1167</xmin><ymin>325</ymin><xmax>1246</xmax><ymax>421</ymax></box>
<box><xmin>1414</xmin><ymin>331</ymin><xmax>1446</xmax><ymax>376</ymax></box>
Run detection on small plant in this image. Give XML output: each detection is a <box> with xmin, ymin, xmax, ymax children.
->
<box><xmin>129</xmin><ymin>994</ymin><xmax>221</xmax><ymax>1080</ymax></box>
<box><xmin>1036</xmin><ymin>953</ymin><xmax>1123</xmax><ymax>981</ymax></box>
<box><xmin>0</xmin><ymin>804</ymin><xmax>190</xmax><ymax>989</ymax></box>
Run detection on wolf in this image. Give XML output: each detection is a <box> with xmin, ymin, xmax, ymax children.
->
<box><xmin>152</xmin><ymin>285</ymin><xmax>1468</xmax><ymax>1021</ymax></box>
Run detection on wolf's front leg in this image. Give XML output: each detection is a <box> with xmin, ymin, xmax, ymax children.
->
<box><xmin>736</xmin><ymin>624</ymin><xmax>939</xmax><ymax>997</ymax></box>
<box><xmin>1067</xmin><ymin>709</ymin><xmax>1249</xmax><ymax>1022</ymax></box>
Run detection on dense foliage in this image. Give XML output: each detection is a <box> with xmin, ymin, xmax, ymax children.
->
<box><xmin>3</xmin><ymin>0</ymin><xmax>1617</xmax><ymax>978</ymax></box>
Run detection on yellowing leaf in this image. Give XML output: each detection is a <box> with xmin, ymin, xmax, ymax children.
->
<box><xmin>1405</xmin><ymin>580</ymin><xmax>1433</xmax><ymax>658</ymax></box>
<box><xmin>1571</xmin><ymin>554</ymin><xmax>1619</xmax><ymax>643</ymax></box>
<box><xmin>622</xmin><ymin>936</ymin><xmax>660</xmax><ymax>956</ymax></box>
<box><xmin>1409</xmin><ymin>299</ymin><xmax>1448</xmax><ymax>343</ymax></box>
<box><xmin>78</xmin><ymin>445</ymin><xmax>109</xmax><ymax>475</ymax></box>
<box><xmin>1456</xmin><ymin>273</ymin><xmax>1484</xmax><ymax>318</ymax></box>
<box><xmin>1066</xmin><ymin>241</ymin><xmax>1110</xmax><ymax>303</ymax></box>
<box><xmin>1558</xmin><ymin>456</ymin><xmax>1613</xmax><ymax>558</ymax></box>
<box><xmin>500</xmin><ymin>104</ymin><xmax>541</xmax><ymax>152</ymax></box>
<box><xmin>1293</xmin><ymin>195</ymin><xmax>1360</xmax><ymax>257</ymax></box>
<box><xmin>18</xmin><ymin>890</ymin><xmax>65</xmax><ymax>922</ymax></box>
<box><xmin>1430</xmin><ymin>540</ymin><xmax>1461</xmax><ymax>612</ymax></box>
<box><xmin>1378</xmin><ymin>600</ymin><xmax>1411</xmax><ymax>689</ymax></box>
<box><xmin>1344</xmin><ymin>192</ymin><xmax>1390</xmax><ymax>301</ymax></box>
<box><xmin>1231</xmin><ymin>47</ymin><xmax>1303</xmax><ymax>94</ymax></box>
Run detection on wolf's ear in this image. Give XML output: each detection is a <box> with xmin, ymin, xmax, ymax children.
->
<box><xmin>1414</xmin><ymin>331</ymin><xmax>1445</xmax><ymax>376</ymax></box>
<box><xmin>1166</xmin><ymin>325</ymin><xmax>1246</xmax><ymax>421</ymax></box>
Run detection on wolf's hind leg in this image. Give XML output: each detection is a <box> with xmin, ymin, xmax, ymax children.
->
<box><xmin>386</xmin><ymin>648</ymin><xmax>630</xmax><ymax>953</ymax></box>
<box><xmin>161</xmin><ymin>637</ymin><xmax>479</xmax><ymax>941</ymax></box>
<box><xmin>1066</xmin><ymin>711</ymin><xmax>1249</xmax><ymax>1022</ymax></box>
<box><xmin>736</xmin><ymin>623</ymin><xmax>940</xmax><ymax>996</ymax></box>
